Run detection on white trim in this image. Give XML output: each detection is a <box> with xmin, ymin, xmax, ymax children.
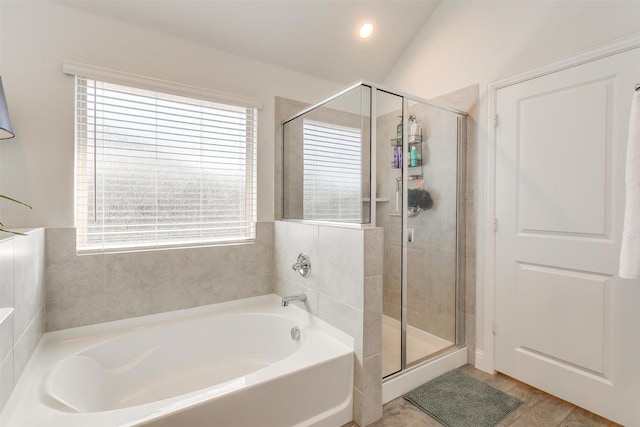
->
<box><xmin>475</xmin><ymin>349</ymin><xmax>486</xmax><ymax>370</ymax></box>
<box><xmin>481</xmin><ymin>32</ymin><xmax>640</xmax><ymax>375</ymax></box>
<box><xmin>488</xmin><ymin>33</ymin><xmax>640</xmax><ymax>93</ymax></box>
<box><xmin>62</xmin><ymin>60</ymin><xmax>263</xmax><ymax>110</ymax></box>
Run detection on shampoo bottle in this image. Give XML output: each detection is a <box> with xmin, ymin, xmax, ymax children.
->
<box><xmin>409</xmin><ymin>116</ymin><xmax>422</xmax><ymax>143</ymax></box>
<box><xmin>410</xmin><ymin>146</ymin><xmax>418</xmax><ymax>167</ymax></box>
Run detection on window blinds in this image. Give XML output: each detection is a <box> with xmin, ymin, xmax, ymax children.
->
<box><xmin>302</xmin><ymin>120</ymin><xmax>362</xmax><ymax>222</ymax></box>
<box><xmin>75</xmin><ymin>77</ymin><xmax>257</xmax><ymax>252</ymax></box>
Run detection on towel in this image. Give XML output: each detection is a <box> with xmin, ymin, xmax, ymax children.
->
<box><xmin>619</xmin><ymin>89</ymin><xmax>640</xmax><ymax>279</ymax></box>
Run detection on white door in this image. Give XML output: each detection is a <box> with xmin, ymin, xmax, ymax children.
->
<box><xmin>495</xmin><ymin>47</ymin><xmax>640</xmax><ymax>426</ymax></box>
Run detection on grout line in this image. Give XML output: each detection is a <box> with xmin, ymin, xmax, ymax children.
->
<box><xmin>557</xmin><ymin>407</ymin><xmax>577</xmax><ymax>427</ymax></box>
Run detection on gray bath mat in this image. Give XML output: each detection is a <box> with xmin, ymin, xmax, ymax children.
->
<box><xmin>403</xmin><ymin>369</ymin><xmax>523</xmax><ymax>427</ymax></box>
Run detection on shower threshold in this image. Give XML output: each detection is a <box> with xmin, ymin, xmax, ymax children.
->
<box><xmin>382</xmin><ymin>314</ymin><xmax>453</xmax><ymax>377</ymax></box>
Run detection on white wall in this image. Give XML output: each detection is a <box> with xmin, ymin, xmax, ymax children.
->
<box><xmin>384</xmin><ymin>1</ymin><xmax>640</xmax><ymax>100</ymax></box>
<box><xmin>0</xmin><ymin>1</ymin><xmax>341</xmax><ymax>227</ymax></box>
<box><xmin>382</xmin><ymin>0</ymin><xmax>640</xmax><ymax>370</ymax></box>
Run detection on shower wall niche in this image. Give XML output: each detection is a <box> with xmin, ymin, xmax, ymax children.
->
<box><xmin>281</xmin><ymin>81</ymin><xmax>466</xmax><ymax>393</ymax></box>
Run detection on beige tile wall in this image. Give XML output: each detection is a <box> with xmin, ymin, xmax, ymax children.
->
<box><xmin>273</xmin><ymin>221</ymin><xmax>384</xmax><ymax>426</ymax></box>
<box><xmin>0</xmin><ymin>228</ymin><xmax>45</xmax><ymax>413</ymax></box>
<box><xmin>44</xmin><ymin>223</ymin><xmax>274</xmax><ymax>331</ymax></box>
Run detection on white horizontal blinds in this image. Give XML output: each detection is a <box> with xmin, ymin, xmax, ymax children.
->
<box><xmin>303</xmin><ymin>120</ymin><xmax>362</xmax><ymax>222</ymax></box>
<box><xmin>75</xmin><ymin>77</ymin><xmax>257</xmax><ymax>252</ymax></box>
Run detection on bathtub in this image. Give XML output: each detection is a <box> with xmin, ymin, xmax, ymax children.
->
<box><xmin>1</xmin><ymin>295</ymin><xmax>354</xmax><ymax>427</ymax></box>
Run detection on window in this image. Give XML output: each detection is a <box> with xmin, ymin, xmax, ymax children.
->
<box><xmin>72</xmin><ymin>72</ymin><xmax>257</xmax><ymax>253</ymax></box>
<box><xmin>302</xmin><ymin>120</ymin><xmax>362</xmax><ymax>222</ymax></box>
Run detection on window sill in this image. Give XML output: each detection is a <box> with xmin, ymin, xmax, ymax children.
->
<box><xmin>77</xmin><ymin>238</ymin><xmax>256</xmax><ymax>256</ymax></box>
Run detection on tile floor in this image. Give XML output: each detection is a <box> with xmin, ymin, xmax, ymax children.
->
<box><xmin>343</xmin><ymin>365</ymin><xmax>620</xmax><ymax>427</ymax></box>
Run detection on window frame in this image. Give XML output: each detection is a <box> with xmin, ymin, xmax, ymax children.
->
<box><xmin>64</xmin><ymin>61</ymin><xmax>262</xmax><ymax>254</ymax></box>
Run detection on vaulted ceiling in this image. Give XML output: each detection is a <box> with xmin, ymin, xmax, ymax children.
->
<box><xmin>56</xmin><ymin>0</ymin><xmax>441</xmax><ymax>84</ymax></box>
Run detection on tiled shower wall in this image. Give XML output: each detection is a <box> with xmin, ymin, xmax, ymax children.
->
<box><xmin>0</xmin><ymin>228</ymin><xmax>45</xmax><ymax>412</ymax></box>
<box><xmin>44</xmin><ymin>223</ymin><xmax>274</xmax><ymax>331</ymax></box>
<box><xmin>273</xmin><ymin>221</ymin><xmax>383</xmax><ymax>426</ymax></box>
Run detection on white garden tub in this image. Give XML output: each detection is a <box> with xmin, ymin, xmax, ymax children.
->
<box><xmin>1</xmin><ymin>295</ymin><xmax>354</xmax><ymax>427</ymax></box>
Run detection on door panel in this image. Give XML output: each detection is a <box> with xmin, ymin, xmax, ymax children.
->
<box><xmin>517</xmin><ymin>79</ymin><xmax>610</xmax><ymax>236</ymax></box>
<box><xmin>495</xmin><ymin>47</ymin><xmax>640</xmax><ymax>426</ymax></box>
<box><xmin>517</xmin><ymin>263</ymin><xmax>607</xmax><ymax>374</ymax></box>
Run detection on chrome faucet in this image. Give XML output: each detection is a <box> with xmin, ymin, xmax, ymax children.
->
<box><xmin>281</xmin><ymin>293</ymin><xmax>307</xmax><ymax>307</ymax></box>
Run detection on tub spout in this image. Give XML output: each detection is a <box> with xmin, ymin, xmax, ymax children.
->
<box><xmin>282</xmin><ymin>293</ymin><xmax>307</xmax><ymax>307</ymax></box>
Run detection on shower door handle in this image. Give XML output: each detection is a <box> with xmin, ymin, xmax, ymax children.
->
<box><xmin>407</xmin><ymin>228</ymin><xmax>414</xmax><ymax>243</ymax></box>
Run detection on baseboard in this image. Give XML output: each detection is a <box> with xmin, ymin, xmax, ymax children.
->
<box><xmin>474</xmin><ymin>349</ymin><xmax>494</xmax><ymax>374</ymax></box>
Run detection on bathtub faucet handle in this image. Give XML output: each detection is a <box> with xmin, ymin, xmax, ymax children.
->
<box><xmin>291</xmin><ymin>253</ymin><xmax>311</xmax><ymax>278</ymax></box>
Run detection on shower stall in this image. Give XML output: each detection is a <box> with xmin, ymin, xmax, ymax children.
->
<box><xmin>281</xmin><ymin>82</ymin><xmax>466</xmax><ymax>395</ymax></box>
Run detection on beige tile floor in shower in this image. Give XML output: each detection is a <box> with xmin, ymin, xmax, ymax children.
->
<box><xmin>381</xmin><ymin>315</ymin><xmax>453</xmax><ymax>377</ymax></box>
<box><xmin>343</xmin><ymin>365</ymin><xmax>621</xmax><ymax>427</ymax></box>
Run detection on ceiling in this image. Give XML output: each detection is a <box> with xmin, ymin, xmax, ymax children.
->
<box><xmin>56</xmin><ymin>0</ymin><xmax>441</xmax><ymax>84</ymax></box>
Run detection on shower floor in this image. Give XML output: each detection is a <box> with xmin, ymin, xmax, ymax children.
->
<box><xmin>382</xmin><ymin>315</ymin><xmax>453</xmax><ymax>377</ymax></box>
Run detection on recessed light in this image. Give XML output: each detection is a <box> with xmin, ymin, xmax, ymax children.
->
<box><xmin>359</xmin><ymin>22</ymin><xmax>375</xmax><ymax>40</ymax></box>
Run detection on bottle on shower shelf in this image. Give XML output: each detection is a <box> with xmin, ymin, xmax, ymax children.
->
<box><xmin>409</xmin><ymin>115</ymin><xmax>422</xmax><ymax>144</ymax></box>
<box><xmin>410</xmin><ymin>145</ymin><xmax>419</xmax><ymax>167</ymax></box>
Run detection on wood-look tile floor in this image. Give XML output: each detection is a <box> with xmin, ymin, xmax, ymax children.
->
<box><xmin>343</xmin><ymin>365</ymin><xmax>620</xmax><ymax>427</ymax></box>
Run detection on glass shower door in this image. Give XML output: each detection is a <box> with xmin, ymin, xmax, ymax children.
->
<box><xmin>380</xmin><ymin>93</ymin><xmax>463</xmax><ymax>378</ymax></box>
<box><xmin>404</xmin><ymin>100</ymin><xmax>459</xmax><ymax>368</ymax></box>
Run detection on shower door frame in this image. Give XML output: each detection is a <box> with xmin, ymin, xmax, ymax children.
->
<box><xmin>367</xmin><ymin>83</ymin><xmax>468</xmax><ymax>377</ymax></box>
<box><xmin>392</xmin><ymin>94</ymin><xmax>467</xmax><ymax>377</ymax></box>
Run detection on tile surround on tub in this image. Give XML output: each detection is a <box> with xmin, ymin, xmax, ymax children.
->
<box><xmin>0</xmin><ymin>309</ymin><xmax>14</xmax><ymax>362</ymax></box>
<box><xmin>45</xmin><ymin>223</ymin><xmax>275</xmax><ymax>331</ymax></box>
<box><xmin>0</xmin><ymin>351</ymin><xmax>13</xmax><ymax>413</ymax></box>
<box><xmin>364</xmin><ymin>275</ymin><xmax>383</xmax><ymax>359</ymax></box>
<box><xmin>0</xmin><ymin>239</ymin><xmax>15</xmax><ymax>309</ymax></box>
<box><xmin>318</xmin><ymin>226</ymin><xmax>364</xmax><ymax>310</ymax></box>
<box><xmin>13</xmin><ymin>308</ymin><xmax>44</xmax><ymax>386</ymax></box>
<box><xmin>0</xmin><ymin>229</ymin><xmax>45</xmax><ymax>413</ymax></box>
<box><xmin>273</xmin><ymin>220</ymin><xmax>384</xmax><ymax>426</ymax></box>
